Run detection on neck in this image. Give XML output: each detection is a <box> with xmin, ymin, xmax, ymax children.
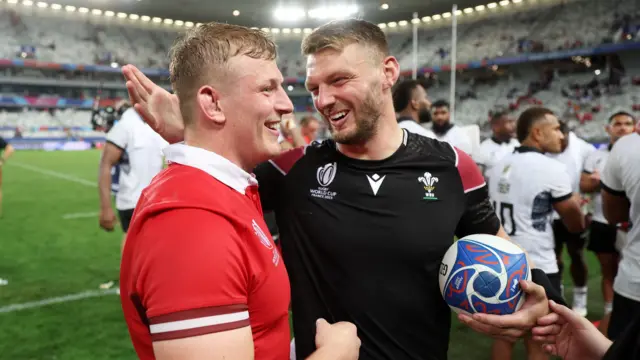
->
<box><xmin>337</xmin><ymin>103</ymin><xmax>404</xmax><ymax>161</ymax></box>
<box><xmin>398</xmin><ymin>109</ymin><xmax>417</xmax><ymax>122</ymax></box>
<box><xmin>520</xmin><ymin>139</ymin><xmax>543</xmax><ymax>152</ymax></box>
<box><xmin>493</xmin><ymin>133</ymin><xmax>512</xmax><ymax>143</ymax></box>
<box><xmin>184</xmin><ymin>126</ymin><xmax>255</xmax><ymax>173</ymax></box>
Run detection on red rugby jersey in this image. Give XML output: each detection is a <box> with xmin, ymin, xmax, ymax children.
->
<box><xmin>120</xmin><ymin>143</ymin><xmax>290</xmax><ymax>360</ymax></box>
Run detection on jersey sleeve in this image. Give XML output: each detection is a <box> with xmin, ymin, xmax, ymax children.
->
<box><xmin>453</xmin><ymin>146</ymin><xmax>502</xmax><ymax>238</ymax></box>
<box><xmin>0</xmin><ymin>137</ymin><xmax>7</xmax><ymax>150</ymax></box>
<box><xmin>135</xmin><ymin>208</ymin><xmax>250</xmax><ymax>342</ymax></box>
<box><xmin>601</xmin><ymin>143</ymin><xmax>625</xmax><ymax>197</ymax></box>
<box><xmin>105</xmin><ymin>119</ymin><xmax>129</xmax><ymax>150</ymax></box>
<box><xmin>547</xmin><ymin>163</ymin><xmax>573</xmax><ymax>202</ymax></box>
<box><xmin>254</xmin><ymin>146</ymin><xmax>305</xmax><ymax>212</ymax></box>
<box><xmin>582</xmin><ymin>151</ymin><xmax>597</xmax><ymax>174</ymax></box>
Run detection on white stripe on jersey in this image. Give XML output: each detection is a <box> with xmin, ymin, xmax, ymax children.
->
<box><xmin>150</xmin><ymin>310</ymin><xmax>250</xmax><ymax>334</ymax></box>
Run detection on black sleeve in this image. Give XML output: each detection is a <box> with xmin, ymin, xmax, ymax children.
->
<box><xmin>0</xmin><ymin>137</ymin><xmax>7</xmax><ymax>150</ymax></box>
<box><xmin>530</xmin><ymin>269</ymin><xmax>568</xmax><ymax>307</ymax></box>
<box><xmin>455</xmin><ymin>184</ymin><xmax>502</xmax><ymax>238</ymax></box>
<box><xmin>602</xmin><ymin>312</ymin><xmax>640</xmax><ymax>360</ymax></box>
<box><xmin>254</xmin><ymin>160</ymin><xmax>285</xmax><ymax>213</ymax></box>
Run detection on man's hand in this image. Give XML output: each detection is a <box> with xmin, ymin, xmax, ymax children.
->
<box><xmin>99</xmin><ymin>208</ymin><xmax>117</xmax><ymax>232</ymax></box>
<box><xmin>531</xmin><ymin>300</ymin><xmax>612</xmax><ymax>360</ymax></box>
<box><xmin>122</xmin><ymin>65</ymin><xmax>184</xmax><ymax>144</ymax></box>
<box><xmin>458</xmin><ymin>280</ymin><xmax>549</xmax><ymax>342</ymax></box>
<box><xmin>314</xmin><ymin>319</ymin><xmax>361</xmax><ymax>360</ymax></box>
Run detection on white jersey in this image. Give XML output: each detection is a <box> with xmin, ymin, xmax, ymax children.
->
<box><xmin>474</xmin><ymin>137</ymin><xmax>520</xmax><ymax>175</ymax></box>
<box><xmin>546</xmin><ymin>132</ymin><xmax>595</xmax><ymax>219</ymax></box>
<box><xmin>583</xmin><ymin>146</ymin><xmax>610</xmax><ymax>224</ymax></box>
<box><xmin>106</xmin><ymin>108</ymin><xmax>168</xmax><ymax>210</ymax></box>
<box><xmin>398</xmin><ymin>119</ymin><xmax>436</xmax><ymax>139</ymax></box>
<box><xmin>432</xmin><ymin>125</ymin><xmax>474</xmax><ymax>155</ymax></box>
<box><xmin>601</xmin><ymin>132</ymin><xmax>640</xmax><ymax>301</ymax></box>
<box><xmin>487</xmin><ymin>147</ymin><xmax>573</xmax><ymax>274</ymax></box>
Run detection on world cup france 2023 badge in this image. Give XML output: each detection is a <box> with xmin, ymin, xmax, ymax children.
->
<box><xmin>418</xmin><ymin>171</ymin><xmax>439</xmax><ymax>201</ymax></box>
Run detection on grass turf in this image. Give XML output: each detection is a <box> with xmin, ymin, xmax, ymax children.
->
<box><xmin>0</xmin><ymin>150</ymin><xmax>605</xmax><ymax>359</ymax></box>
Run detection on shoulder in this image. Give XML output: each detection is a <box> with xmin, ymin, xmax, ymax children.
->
<box><xmin>405</xmin><ymin>131</ymin><xmax>458</xmax><ymax>162</ymax></box>
<box><xmin>267</xmin><ymin>139</ymin><xmax>338</xmax><ymax>175</ymax></box>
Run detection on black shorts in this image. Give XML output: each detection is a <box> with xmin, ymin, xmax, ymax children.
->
<box><xmin>608</xmin><ymin>292</ymin><xmax>640</xmax><ymax>340</ymax></box>
<box><xmin>118</xmin><ymin>209</ymin><xmax>134</xmax><ymax>233</ymax></box>
<box><xmin>552</xmin><ymin>219</ymin><xmax>586</xmax><ymax>252</ymax></box>
<box><xmin>587</xmin><ymin>220</ymin><xmax>618</xmax><ymax>254</ymax></box>
<box><xmin>545</xmin><ymin>272</ymin><xmax>562</xmax><ymax>294</ymax></box>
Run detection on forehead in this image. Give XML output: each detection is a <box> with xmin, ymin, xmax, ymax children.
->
<box><xmin>433</xmin><ymin>106</ymin><xmax>448</xmax><ymax>112</ymax></box>
<box><xmin>228</xmin><ymin>56</ymin><xmax>282</xmax><ymax>84</ymax></box>
<box><xmin>611</xmin><ymin>114</ymin><xmax>634</xmax><ymax>123</ymax></box>
<box><xmin>414</xmin><ymin>85</ymin><xmax>426</xmax><ymax>97</ymax></box>
<box><xmin>305</xmin><ymin>44</ymin><xmax>373</xmax><ymax>82</ymax></box>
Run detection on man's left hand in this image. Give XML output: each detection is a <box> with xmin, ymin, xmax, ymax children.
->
<box><xmin>458</xmin><ymin>280</ymin><xmax>549</xmax><ymax>342</ymax></box>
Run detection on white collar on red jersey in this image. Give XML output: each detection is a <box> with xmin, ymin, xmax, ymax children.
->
<box><xmin>163</xmin><ymin>143</ymin><xmax>258</xmax><ymax>195</ymax></box>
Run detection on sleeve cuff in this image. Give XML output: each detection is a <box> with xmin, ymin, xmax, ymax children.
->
<box><xmin>531</xmin><ymin>269</ymin><xmax>568</xmax><ymax>307</ymax></box>
<box><xmin>582</xmin><ymin>170</ymin><xmax>593</xmax><ymax>175</ymax></box>
<box><xmin>601</xmin><ymin>181</ymin><xmax>626</xmax><ymax>197</ymax></box>
<box><xmin>550</xmin><ymin>192</ymin><xmax>572</xmax><ymax>203</ymax></box>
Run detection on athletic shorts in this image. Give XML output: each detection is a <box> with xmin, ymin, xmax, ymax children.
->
<box><xmin>552</xmin><ymin>219</ymin><xmax>586</xmax><ymax>252</ymax></box>
<box><xmin>117</xmin><ymin>208</ymin><xmax>134</xmax><ymax>233</ymax></box>
<box><xmin>608</xmin><ymin>292</ymin><xmax>640</xmax><ymax>340</ymax></box>
<box><xmin>545</xmin><ymin>272</ymin><xmax>562</xmax><ymax>295</ymax></box>
<box><xmin>587</xmin><ymin>220</ymin><xmax>618</xmax><ymax>254</ymax></box>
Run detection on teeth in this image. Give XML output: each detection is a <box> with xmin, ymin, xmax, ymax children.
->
<box><xmin>330</xmin><ymin>111</ymin><xmax>347</xmax><ymax>120</ymax></box>
<box><xmin>266</xmin><ymin>122</ymin><xmax>280</xmax><ymax>130</ymax></box>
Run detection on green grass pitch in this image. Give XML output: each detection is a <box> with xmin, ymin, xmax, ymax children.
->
<box><xmin>0</xmin><ymin>150</ymin><xmax>605</xmax><ymax>360</ymax></box>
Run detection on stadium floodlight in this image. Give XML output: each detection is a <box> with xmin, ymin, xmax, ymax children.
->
<box><xmin>22</xmin><ymin>0</ymin><xmax>33</xmax><ymax>6</ymax></box>
<box><xmin>261</xmin><ymin>27</ymin><xmax>270</xmax><ymax>32</ymax></box>
<box><xmin>110</xmin><ymin>62</ymin><xmax>119</xmax><ymax>68</ymax></box>
<box><xmin>378</xmin><ymin>23</ymin><xmax>386</xmax><ymax>28</ymax></box>
<box><xmin>64</xmin><ymin>5</ymin><xmax>75</xmax><ymax>11</ymax></box>
<box><xmin>432</xmin><ymin>14</ymin><xmax>441</xmax><ymax>20</ymax></box>
<box><xmin>152</xmin><ymin>17</ymin><xmax>162</xmax><ymax>23</ymax></box>
<box><xmin>163</xmin><ymin>18</ymin><xmax>173</xmax><ymax>24</ymax></box>
<box><xmin>91</xmin><ymin>9</ymin><xmax>102</xmax><ymax>15</ymax></box>
<box><xmin>78</xmin><ymin>7</ymin><xmax>89</xmax><ymax>13</ymax></box>
<box><xmin>380</xmin><ymin>3</ymin><xmax>389</xmax><ymax>10</ymax></box>
<box><xmin>422</xmin><ymin>16</ymin><xmax>431</xmax><ymax>22</ymax></box>
<box><xmin>185</xmin><ymin>21</ymin><xmax>194</xmax><ymax>27</ymax></box>
<box><xmin>271</xmin><ymin>28</ymin><xmax>281</xmax><ymax>34</ymax></box>
<box><xmin>282</xmin><ymin>28</ymin><xmax>291</xmax><ymax>33</ymax></box>
<box><xmin>175</xmin><ymin>20</ymin><xmax>184</xmax><ymax>26</ymax></box>
<box><xmin>196</xmin><ymin>23</ymin><xmax>203</xmax><ymax>27</ymax></box>
<box><xmin>499</xmin><ymin>0</ymin><xmax>510</xmax><ymax>6</ymax></box>
<box><xmin>303</xmin><ymin>28</ymin><xmax>312</xmax><ymax>34</ymax></box>
<box><xmin>293</xmin><ymin>28</ymin><xmax>302</xmax><ymax>33</ymax></box>
<box><xmin>487</xmin><ymin>2</ymin><xmax>498</xmax><ymax>8</ymax></box>
<box><xmin>36</xmin><ymin>2</ymin><xmax>48</xmax><ymax>8</ymax></box>
<box><xmin>7</xmin><ymin>0</ymin><xmax>18</xmax><ymax>5</ymax></box>
<box><xmin>512</xmin><ymin>0</ymin><xmax>522</xmax><ymax>3</ymax></box>
<box><xmin>387</xmin><ymin>21</ymin><xmax>397</xmax><ymax>27</ymax></box>
<box><xmin>117</xmin><ymin>12</ymin><xmax>127</xmax><ymax>18</ymax></box>
<box><xmin>476</xmin><ymin>4</ymin><xmax>486</xmax><ymax>11</ymax></box>
<box><xmin>442</xmin><ymin>12</ymin><xmax>451</xmax><ymax>18</ymax></box>
<box><xmin>139</xmin><ymin>15</ymin><xmax>149</xmax><ymax>21</ymax></box>
<box><xmin>308</xmin><ymin>4</ymin><xmax>358</xmax><ymax>20</ymax></box>
<box><xmin>398</xmin><ymin>20</ymin><xmax>408</xmax><ymax>26</ymax></box>
<box><xmin>105</xmin><ymin>11</ymin><xmax>115</xmax><ymax>17</ymax></box>
<box><xmin>232</xmin><ymin>10</ymin><xmax>240</xmax><ymax>16</ymax></box>
<box><xmin>455</xmin><ymin>9</ymin><xmax>462</xmax><ymax>15</ymax></box>
<box><xmin>51</xmin><ymin>3</ymin><xmax>61</xmax><ymax>10</ymax></box>
<box><xmin>411</xmin><ymin>18</ymin><xmax>420</xmax><ymax>24</ymax></box>
<box><xmin>463</xmin><ymin>7</ymin><xmax>473</xmax><ymax>13</ymax></box>
<box><xmin>273</xmin><ymin>7</ymin><xmax>306</xmax><ymax>22</ymax></box>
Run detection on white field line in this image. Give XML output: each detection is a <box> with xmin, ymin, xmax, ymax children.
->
<box><xmin>62</xmin><ymin>211</ymin><xmax>100</xmax><ymax>219</ymax></box>
<box><xmin>11</xmin><ymin>162</ymin><xmax>96</xmax><ymax>187</ymax></box>
<box><xmin>0</xmin><ymin>289</ymin><xmax>118</xmax><ymax>314</ymax></box>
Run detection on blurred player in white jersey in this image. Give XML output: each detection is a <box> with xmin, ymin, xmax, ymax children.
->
<box><xmin>392</xmin><ymin>79</ymin><xmax>436</xmax><ymax>138</ymax></box>
<box><xmin>0</xmin><ymin>136</ymin><xmax>15</xmax><ymax>219</ymax></box>
<box><xmin>474</xmin><ymin>111</ymin><xmax>519</xmax><ymax>177</ymax></box>
<box><xmin>601</xmin><ymin>127</ymin><xmax>640</xmax><ymax>341</ymax></box>
<box><xmin>488</xmin><ymin>107</ymin><xmax>585</xmax><ymax>360</ymax></box>
<box><xmin>546</xmin><ymin>121</ymin><xmax>596</xmax><ymax>316</ymax></box>
<box><xmin>580</xmin><ymin>111</ymin><xmax>636</xmax><ymax>333</ymax></box>
<box><xmin>430</xmin><ymin>100</ymin><xmax>473</xmax><ymax>154</ymax></box>
<box><xmin>97</xmin><ymin>106</ymin><xmax>168</xmax><ymax>289</ymax></box>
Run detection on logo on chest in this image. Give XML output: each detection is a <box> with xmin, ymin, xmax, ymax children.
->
<box><xmin>418</xmin><ymin>171</ymin><xmax>439</xmax><ymax>201</ymax></box>
<box><xmin>252</xmin><ymin>219</ymin><xmax>280</xmax><ymax>266</ymax></box>
<box><xmin>310</xmin><ymin>162</ymin><xmax>338</xmax><ymax>200</ymax></box>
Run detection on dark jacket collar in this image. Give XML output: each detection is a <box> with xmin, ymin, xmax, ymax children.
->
<box><xmin>514</xmin><ymin>146</ymin><xmax>543</xmax><ymax>154</ymax></box>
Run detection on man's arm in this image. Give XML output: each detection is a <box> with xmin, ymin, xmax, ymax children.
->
<box><xmin>579</xmin><ymin>151</ymin><xmax>600</xmax><ymax>193</ymax></box>
<box><xmin>0</xmin><ymin>143</ymin><xmax>14</xmax><ymax>165</ymax></box>
<box><xmin>154</xmin><ymin>328</ymin><xmax>254</xmax><ymax>360</ymax></box>
<box><xmin>552</xmin><ymin>193</ymin><xmax>585</xmax><ymax>234</ymax></box>
<box><xmin>98</xmin><ymin>122</ymin><xmax>127</xmax><ymax>231</ymax></box>
<box><xmin>600</xmin><ymin>143</ymin><xmax>631</xmax><ymax>224</ymax></box>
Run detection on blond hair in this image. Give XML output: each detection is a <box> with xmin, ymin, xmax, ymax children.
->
<box><xmin>169</xmin><ymin>22</ymin><xmax>277</xmax><ymax>124</ymax></box>
<box><xmin>301</xmin><ymin>19</ymin><xmax>389</xmax><ymax>59</ymax></box>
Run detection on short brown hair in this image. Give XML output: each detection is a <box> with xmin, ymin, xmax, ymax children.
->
<box><xmin>169</xmin><ymin>22</ymin><xmax>277</xmax><ymax>124</ymax></box>
<box><xmin>301</xmin><ymin>19</ymin><xmax>389</xmax><ymax>58</ymax></box>
<box><xmin>300</xmin><ymin>115</ymin><xmax>318</xmax><ymax>127</ymax></box>
<box><xmin>516</xmin><ymin>107</ymin><xmax>555</xmax><ymax>142</ymax></box>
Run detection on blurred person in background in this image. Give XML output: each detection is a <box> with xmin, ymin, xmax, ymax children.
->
<box><xmin>430</xmin><ymin>100</ymin><xmax>474</xmax><ymax>154</ymax></box>
<box><xmin>0</xmin><ymin>135</ymin><xmax>15</xmax><ymax>219</ymax></box>
<box><xmin>474</xmin><ymin>111</ymin><xmax>519</xmax><ymax>178</ymax></box>
<box><xmin>392</xmin><ymin>79</ymin><xmax>436</xmax><ymax>138</ymax></box>
<box><xmin>547</xmin><ymin>121</ymin><xmax>596</xmax><ymax>317</ymax></box>
<box><xmin>97</xmin><ymin>104</ymin><xmax>168</xmax><ymax>291</ymax></box>
<box><xmin>279</xmin><ymin>114</ymin><xmax>320</xmax><ymax>150</ymax></box>
<box><xmin>580</xmin><ymin>111</ymin><xmax>636</xmax><ymax>335</ymax></box>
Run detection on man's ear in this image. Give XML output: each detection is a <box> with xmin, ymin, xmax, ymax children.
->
<box><xmin>381</xmin><ymin>55</ymin><xmax>400</xmax><ymax>91</ymax></box>
<box><xmin>197</xmin><ymin>85</ymin><xmax>226</xmax><ymax>125</ymax></box>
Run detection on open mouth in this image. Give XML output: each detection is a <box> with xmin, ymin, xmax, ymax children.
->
<box><xmin>327</xmin><ymin>110</ymin><xmax>350</xmax><ymax>128</ymax></box>
<box><xmin>265</xmin><ymin>121</ymin><xmax>280</xmax><ymax>136</ymax></box>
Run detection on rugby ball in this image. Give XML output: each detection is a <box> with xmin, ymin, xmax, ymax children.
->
<box><xmin>438</xmin><ymin>234</ymin><xmax>531</xmax><ymax>316</ymax></box>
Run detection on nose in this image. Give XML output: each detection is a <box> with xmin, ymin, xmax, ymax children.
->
<box><xmin>275</xmin><ymin>86</ymin><xmax>294</xmax><ymax>115</ymax></box>
<box><xmin>315</xmin><ymin>84</ymin><xmax>336</xmax><ymax>112</ymax></box>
